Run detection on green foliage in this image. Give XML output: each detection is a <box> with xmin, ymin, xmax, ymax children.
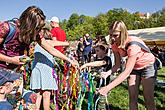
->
<box><xmin>93</xmin><ymin>13</ymin><xmax>109</xmax><ymax>36</ymax></box>
<box><xmin>108</xmin><ymin>84</ymin><xmax>129</xmax><ymax>110</ymax></box>
<box><xmin>67</xmin><ymin>13</ymin><xmax>79</xmax><ymax>30</ymax></box>
<box><xmin>61</xmin><ymin>7</ymin><xmax>165</xmax><ymax>41</ymax></box>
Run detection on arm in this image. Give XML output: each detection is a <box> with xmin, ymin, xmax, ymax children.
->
<box><xmin>46</xmin><ymin>40</ymin><xmax>69</xmax><ymax>47</ymax></box>
<box><xmin>40</xmin><ymin>37</ymin><xmax>77</xmax><ymax>66</ymax></box>
<box><xmin>52</xmin><ymin>36</ymin><xmax>57</xmax><ymax>41</ymax></box>
<box><xmin>80</xmin><ymin>60</ymin><xmax>106</xmax><ymax>70</ymax></box>
<box><xmin>84</xmin><ymin>37</ymin><xmax>91</xmax><ymax>45</ymax></box>
<box><xmin>0</xmin><ymin>52</ymin><xmax>20</xmax><ymax>64</ymax></box>
<box><xmin>107</xmin><ymin>54</ymin><xmax>136</xmax><ymax>89</ymax></box>
<box><xmin>98</xmin><ymin>53</ymin><xmax>137</xmax><ymax>95</ymax></box>
<box><xmin>100</xmin><ymin>51</ymin><xmax>121</xmax><ymax>78</ymax></box>
<box><xmin>80</xmin><ymin>48</ymin><xmax>83</xmax><ymax>51</ymax></box>
<box><xmin>0</xmin><ymin>22</ymin><xmax>23</xmax><ymax>65</ymax></box>
<box><xmin>0</xmin><ymin>22</ymin><xmax>8</xmax><ymax>43</ymax></box>
<box><xmin>84</xmin><ymin>39</ymin><xmax>90</xmax><ymax>45</ymax></box>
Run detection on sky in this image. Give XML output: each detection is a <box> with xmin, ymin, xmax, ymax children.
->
<box><xmin>0</xmin><ymin>0</ymin><xmax>165</xmax><ymax>21</ymax></box>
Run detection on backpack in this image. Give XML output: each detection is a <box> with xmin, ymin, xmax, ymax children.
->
<box><xmin>125</xmin><ymin>41</ymin><xmax>161</xmax><ymax>70</ymax></box>
<box><xmin>155</xmin><ymin>57</ymin><xmax>162</xmax><ymax>70</ymax></box>
<box><xmin>125</xmin><ymin>41</ymin><xmax>150</xmax><ymax>53</ymax></box>
<box><xmin>1</xmin><ymin>19</ymin><xmax>17</xmax><ymax>50</ymax></box>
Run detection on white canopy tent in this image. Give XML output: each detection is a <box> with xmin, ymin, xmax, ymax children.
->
<box><xmin>128</xmin><ymin>27</ymin><xmax>165</xmax><ymax>46</ymax></box>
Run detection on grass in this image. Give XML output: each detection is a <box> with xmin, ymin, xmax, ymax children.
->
<box><xmin>108</xmin><ymin>67</ymin><xmax>165</xmax><ymax>110</ymax></box>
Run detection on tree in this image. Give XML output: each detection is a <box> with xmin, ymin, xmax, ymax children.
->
<box><xmin>61</xmin><ymin>7</ymin><xmax>165</xmax><ymax>41</ymax></box>
<box><xmin>93</xmin><ymin>13</ymin><xmax>109</xmax><ymax>36</ymax></box>
<box><xmin>67</xmin><ymin>13</ymin><xmax>79</xmax><ymax>30</ymax></box>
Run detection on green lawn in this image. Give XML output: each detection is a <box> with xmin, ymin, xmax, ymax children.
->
<box><xmin>108</xmin><ymin>67</ymin><xmax>165</xmax><ymax>110</ymax></box>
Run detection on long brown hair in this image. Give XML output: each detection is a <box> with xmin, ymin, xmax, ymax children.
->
<box><xmin>19</xmin><ymin>6</ymin><xmax>46</xmax><ymax>45</ymax></box>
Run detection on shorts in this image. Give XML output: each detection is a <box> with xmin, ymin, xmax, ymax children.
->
<box><xmin>131</xmin><ymin>64</ymin><xmax>156</xmax><ymax>79</ymax></box>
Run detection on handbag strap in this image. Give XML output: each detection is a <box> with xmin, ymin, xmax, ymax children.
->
<box><xmin>125</xmin><ymin>41</ymin><xmax>151</xmax><ymax>53</ymax></box>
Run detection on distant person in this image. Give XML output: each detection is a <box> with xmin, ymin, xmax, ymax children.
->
<box><xmin>152</xmin><ymin>46</ymin><xmax>159</xmax><ymax>54</ymax></box>
<box><xmin>77</xmin><ymin>37</ymin><xmax>84</xmax><ymax>64</ymax></box>
<box><xmin>50</xmin><ymin>16</ymin><xmax>67</xmax><ymax>53</ymax></box>
<box><xmin>94</xmin><ymin>35</ymin><xmax>107</xmax><ymax>45</ymax></box>
<box><xmin>83</xmin><ymin>33</ymin><xmax>92</xmax><ymax>63</ymax></box>
<box><xmin>158</xmin><ymin>49</ymin><xmax>165</xmax><ymax>65</ymax></box>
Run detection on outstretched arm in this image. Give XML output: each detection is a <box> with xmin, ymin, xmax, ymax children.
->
<box><xmin>40</xmin><ymin>37</ymin><xmax>78</xmax><ymax>66</ymax></box>
<box><xmin>80</xmin><ymin>60</ymin><xmax>106</xmax><ymax>70</ymax></box>
<box><xmin>100</xmin><ymin>51</ymin><xmax>121</xmax><ymax>79</ymax></box>
<box><xmin>98</xmin><ymin>53</ymin><xmax>137</xmax><ymax>96</ymax></box>
<box><xmin>46</xmin><ymin>40</ymin><xmax>69</xmax><ymax>47</ymax></box>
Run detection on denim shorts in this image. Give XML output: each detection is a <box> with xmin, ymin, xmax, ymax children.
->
<box><xmin>131</xmin><ymin>64</ymin><xmax>156</xmax><ymax>79</ymax></box>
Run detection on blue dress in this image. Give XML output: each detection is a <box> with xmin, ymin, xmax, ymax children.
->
<box><xmin>30</xmin><ymin>44</ymin><xmax>58</xmax><ymax>90</ymax></box>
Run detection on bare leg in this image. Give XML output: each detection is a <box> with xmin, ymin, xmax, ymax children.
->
<box><xmin>43</xmin><ymin>90</ymin><xmax>51</xmax><ymax>110</ymax></box>
<box><xmin>141</xmin><ymin>78</ymin><xmax>156</xmax><ymax>110</ymax></box>
<box><xmin>35</xmin><ymin>92</ymin><xmax>42</xmax><ymax>110</ymax></box>
<box><xmin>127</xmin><ymin>74</ymin><xmax>141</xmax><ymax>110</ymax></box>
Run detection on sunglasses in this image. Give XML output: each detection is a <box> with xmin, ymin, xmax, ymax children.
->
<box><xmin>110</xmin><ymin>34</ymin><xmax>120</xmax><ymax>38</ymax></box>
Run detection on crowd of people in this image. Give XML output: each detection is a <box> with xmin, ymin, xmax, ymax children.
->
<box><xmin>0</xmin><ymin>5</ymin><xmax>164</xmax><ymax>110</ymax></box>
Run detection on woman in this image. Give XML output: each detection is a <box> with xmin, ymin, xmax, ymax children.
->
<box><xmin>98</xmin><ymin>21</ymin><xmax>156</xmax><ymax>110</ymax></box>
<box><xmin>0</xmin><ymin>6</ymin><xmax>78</xmax><ymax>109</ymax></box>
<box><xmin>77</xmin><ymin>37</ymin><xmax>84</xmax><ymax>64</ymax></box>
<box><xmin>0</xmin><ymin>6</ymin><xmax>76</xmax><ymax>68</ymax></box>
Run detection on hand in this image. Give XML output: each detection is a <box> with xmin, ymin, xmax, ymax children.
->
<box><xmin>98</xmin><ymin>86</ymin><xmax>109</xmax><ymax>96</ymax></box>
<box><xmin>11</xmin><ymin>56</ymin><xmax>25</xmax><ymax>65</ymax></box>
<box><xmin>19</xmin><ymin>56</ymin><xmax>31</xmax><ymax>63</ymax></box>
<box><xmin>79</xmin><ymin>65</ymin><xmax>86</xmax><ymax>71</ymax></box>
<box><xmin>70</xmin><ymin>60</ymin><xmax>79</xmax><ymax>68</ymax></box>
<box><xmin>65</xmin><ymin>41</ymin><xmax>69</xmax><ymax>46</ymax></box>
<box><xmin>13</xmin><ymin>79</ymin><xmax>22</xmax><ymax>87</ymax></box>
<box><xmin>100</xmin><ymin>71</ymin><xmax>111</xmax><ymax>79</ymax></box>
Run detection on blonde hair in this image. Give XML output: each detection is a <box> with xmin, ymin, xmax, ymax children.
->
<box><xmin>109</xmin><ymin>21</ymin><xmax>128</xmax><ymax>48</ymax></box>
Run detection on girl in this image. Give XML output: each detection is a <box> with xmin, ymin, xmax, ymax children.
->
<box><xmin>77</xmin><ymin>37</ymin><xmax>84</xmax><ymax>64</ymax></box>
<box><xmin>30</xmin><ymin>24</ymin><xmax>63</xmax><ymax>110</ymax></box>
<box><xmin>98</xmin><ymin>21</ymin><xmax>156</xmax><ymax>110</ymax></box>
